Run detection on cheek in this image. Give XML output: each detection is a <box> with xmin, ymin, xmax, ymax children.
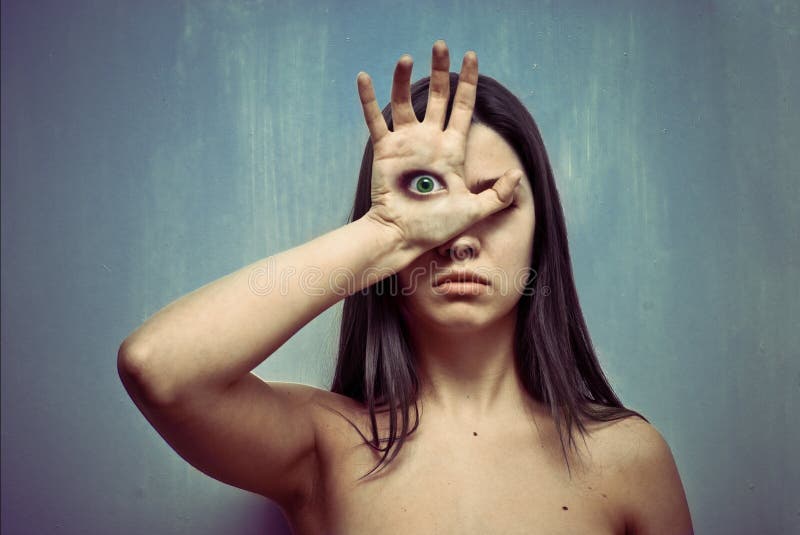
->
<box><xmin>493</xmin><ymin>227</ymin><xmax>534</xmax><ymax>282</ymax></box>
<box><xmin>396</xmin><ymin>259</ymin><xmax>434</xmax><ymax>293</ymax></box>
<box><xmin>496</xmin><ymin>212</ymin><xmax>534</xmax><ymax>254</ymax></box>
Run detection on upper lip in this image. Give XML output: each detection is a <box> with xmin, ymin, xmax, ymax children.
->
<box><xmin>434</xmin><ymin>269</ymin><xmax>490</xmax><ymax>286</ymax></box>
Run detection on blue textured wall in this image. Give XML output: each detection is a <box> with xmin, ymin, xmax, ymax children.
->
<box><xmin>2</xmin><ymin>1</ymin><xmax>798</xmax><ymax>533</ymax></box>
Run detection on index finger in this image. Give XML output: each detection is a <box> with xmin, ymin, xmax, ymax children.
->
<box><xmin>357</xmin><ymin>71</ymin><xmax>390</xmax><ymax>144</ymax></box>
<box><xmin>446</xmin><ymin>51</ymin><xmax>478</xmax><ymax>135</ymax></box>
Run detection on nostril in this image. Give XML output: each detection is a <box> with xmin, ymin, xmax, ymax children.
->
<box><xmin>449</xmin><ymin>245</ymin><xmax>475</xmax><ymax>261</ymax></box>
<box><xmin>438</xmin><ymin>235</ymin><xmax>480</xmax><ymax>260</ymax></box>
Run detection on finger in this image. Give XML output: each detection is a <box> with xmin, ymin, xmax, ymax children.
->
<box><xmin>422</xmin><ymin>40</ymin><xmax>450</xmax><ymax>130</ymax></box>
<box><xmin>447</xmin><ymin>51</ymin><xmax>478</xmax><ymax>135</ymax></box>
<box><xmin>475</xmin><ymin>168</ymin><xmax>523</xmax><ymax>217</ymax></box>
<box><xmin>357</xmin><ymin>71</ymin><xmax>390</xmax><ymax>144</ymax></box>
<box><xmin>391</xmin><ymin>54</ymin><xmax>417</xmax><ymax>128</ymax></box>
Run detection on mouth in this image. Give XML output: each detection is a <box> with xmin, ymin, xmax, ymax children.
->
<box><xmin>434</xmin><ymin>270</ymin><xmax>491</xmax><ymax>287</ymax></box>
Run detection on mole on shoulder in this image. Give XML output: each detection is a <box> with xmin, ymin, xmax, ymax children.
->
<box><xmin>473</xmin><ymin>431</ymin><xmax>478</xmax><ymax>436</ymax></box>
<box><xmin>562</xmin><ymin>506</ymin><xmax>569</xmax><ymax>511</ymax></box>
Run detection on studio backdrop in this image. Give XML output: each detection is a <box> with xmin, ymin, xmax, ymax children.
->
<box><xmin>2</xmin><ymin>1</ymin><xmax>798</xmax><ymax>534</ymax></box>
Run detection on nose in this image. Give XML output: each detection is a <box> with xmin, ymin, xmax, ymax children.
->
<box><xmin>437</xmin><ymin>234</ymin><xmax>480</xmax><ymax>261</ymax></box>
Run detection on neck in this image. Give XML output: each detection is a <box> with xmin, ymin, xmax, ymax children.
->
<box><xmin>406</xmin><ymin>307</ymin><xmax>531</xmax><ymax>425</ymax></box>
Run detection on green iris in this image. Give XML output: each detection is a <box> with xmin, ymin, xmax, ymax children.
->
<box><xmin>414</xmin><ymin>176</ymin><xmax>435</xmax><ymax>193</ymax></box>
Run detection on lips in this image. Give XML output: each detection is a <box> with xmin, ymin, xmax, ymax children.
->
<box><xmin>434</xmin><ymin>269</ymin><xmax>490</xmax><ymax>286</ymax></box>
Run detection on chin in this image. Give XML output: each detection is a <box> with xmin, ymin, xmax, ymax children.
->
<box><xmin>404</xmin><ymin>301</ymin><xmax>509</xmax><ymax>333</ymax></box>
<box><xmin>433</xmin><ymin>315</ymin><xmax>488</xmax><ymax>332</ymax></box>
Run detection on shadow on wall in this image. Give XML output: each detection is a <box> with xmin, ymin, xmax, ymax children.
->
<box><xmin>263</xmin><ymin>501</ymin><xmax>292</xmax><ymax>534</ymax></box>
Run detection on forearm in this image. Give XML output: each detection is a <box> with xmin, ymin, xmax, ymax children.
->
<box><xmin>118</xmin><ymin>213</ymin><xmax>417</xmax><ymax>404</ymax></box>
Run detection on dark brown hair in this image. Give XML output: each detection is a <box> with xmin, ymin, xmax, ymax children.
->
<box><xmin>330</xmin><ymin>72</ymin><xmax>645</xmax><ymax>480</ymax></box>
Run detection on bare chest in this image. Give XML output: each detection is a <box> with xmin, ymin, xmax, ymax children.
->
<box><xmin>291</xmin><ymin>416</ymin><xmax>626</xmax><ymax>535</ymax></box>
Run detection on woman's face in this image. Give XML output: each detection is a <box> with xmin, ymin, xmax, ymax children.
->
<box><xmin>395</xmin><ymin>123</ymin><xmax>536</xmax><ymax>331</ymax></box>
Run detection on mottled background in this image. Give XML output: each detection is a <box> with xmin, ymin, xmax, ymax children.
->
<box><xmin>2</xmin><ymin>0</ymin><xmax>798</xmax><ymax>533</ymax></box>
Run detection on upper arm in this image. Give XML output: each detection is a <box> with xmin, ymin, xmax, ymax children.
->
<box><xmin>119</xmin><ymin>362</ymin><xmax>325</xmax><ymax>510</ymax></box>
<box><xmin>613</xmin><ymin>418</ymin><xmax>694</xmax><ymax>535</ymax></box>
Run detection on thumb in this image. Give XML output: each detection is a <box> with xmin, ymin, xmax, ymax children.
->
<box><xmin>476</xmin><ymin>168</ymin><xmax>523</xmax><ymax>217</ymax></box>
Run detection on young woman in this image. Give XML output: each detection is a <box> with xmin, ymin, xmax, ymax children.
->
<box><xmin>118</xmin><ymin>40</ymin><xmax>693</xmax><ymax>534</ymax></box>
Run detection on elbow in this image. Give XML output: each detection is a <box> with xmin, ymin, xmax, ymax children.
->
<box><xmin>117</xmin><ymin>339</ymin><xmax>175</xmax><ymax>406</ymax></box>
<box><xmin>117</xmin><ymin>336</ymin><xmax>151</xmax><ymax>381</ymax></box>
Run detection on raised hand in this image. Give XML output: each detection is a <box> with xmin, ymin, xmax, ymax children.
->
<box><xmin>358</xmin><ymin>40</ymin><xmax>523</xmax><ymax>254</ymax></box>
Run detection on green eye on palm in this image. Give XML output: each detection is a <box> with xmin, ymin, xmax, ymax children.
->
<box><xmin>409</xmin><ymin>174</ymin><xmax>445</xmax><ymax>195</ymax></box>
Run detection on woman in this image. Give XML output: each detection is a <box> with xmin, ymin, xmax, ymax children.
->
<box><xmin>118</xmin><ymin>40</ymin><xmax>693</xmax><ymax>534</ymax></box>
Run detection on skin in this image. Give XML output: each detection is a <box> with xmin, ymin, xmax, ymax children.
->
<box><xmin>118</xmin><ymin>39</ymin><xmax>694</xmax><ymax>535</ymax></box>
<box><xmin>395</xmin><ymin>122</ymin><xmax>538</xmax><ymax>426</ymax></box>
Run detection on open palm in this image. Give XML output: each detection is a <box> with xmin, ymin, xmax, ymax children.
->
<box><xmin>358</xmin><ymin>40</ymin><xmax>523</xmax><ymax>252</ymax></box>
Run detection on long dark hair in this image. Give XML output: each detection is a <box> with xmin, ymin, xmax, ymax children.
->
<box><xmin>330</xmin><ymin>72</ymin><xmax>645</xmax><ymax>480</ymax></box>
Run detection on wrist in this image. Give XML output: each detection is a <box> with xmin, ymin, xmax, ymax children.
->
<box><xmin>357</xmin><ymin>210</ymin><xmax>423</xmax><ymax>275</ymax></box>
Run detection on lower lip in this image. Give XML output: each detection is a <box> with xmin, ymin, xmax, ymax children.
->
<box><xmin>434</xmin><ymin>281</ymin><xmax>489</xmax><ymax>294</ymax></box>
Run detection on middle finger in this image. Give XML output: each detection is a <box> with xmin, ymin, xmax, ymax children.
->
<box><xmin>422</xmin><ymin>40</ymin><xmax>451</xmax><ymax>130</ymax></box>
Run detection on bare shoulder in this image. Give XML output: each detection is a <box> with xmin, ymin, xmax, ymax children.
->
<box><xmin>269</xmin><ymin>381</ymin><xmax>366</xmax><ymax>422</ymax></box>
<box><xmin>587</xmin><ymin>412</ymin><xmax>694</xmax><ymax>534</ymax></box>
<box><xmin>275</xmin><ymin>382</ymin><xmax>372</xmax><ymax>440</ymax></box>
<box><xmin>589</xmin><ymin>412</ymin><xmax>669</xmax><ymax>462</ymax></box>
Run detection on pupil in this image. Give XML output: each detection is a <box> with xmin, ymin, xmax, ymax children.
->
<box><xmin>417</xmin><ymin>177</ymin><xmax>433</xmax><ymax>192</ymax></box>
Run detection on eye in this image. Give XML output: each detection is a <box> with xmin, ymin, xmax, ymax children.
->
<box><xmin>408</xmin><ymin>174</ymin><xmax>445</xmax><ymax>195</ymax></box>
